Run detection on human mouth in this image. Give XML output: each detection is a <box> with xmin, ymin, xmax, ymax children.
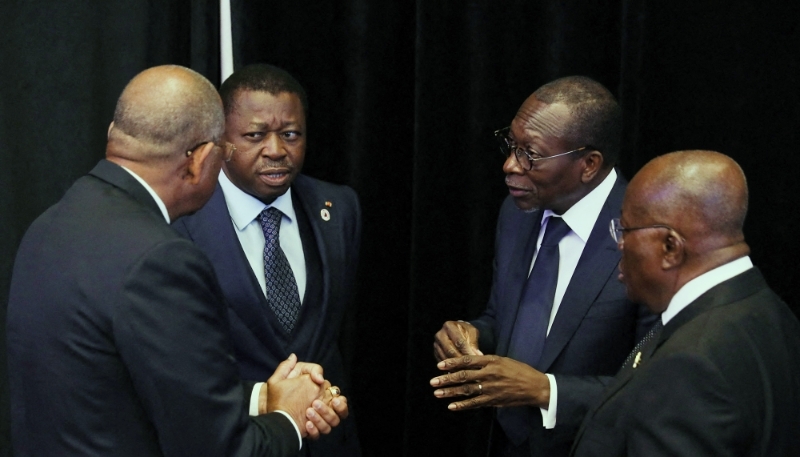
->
<box><xmin>505</xmin><ymin>177</ymin><xmax>533</xmax><ymax>198</ymax></box>
<box><xmin>258</xmin><ymin>168</ymin><xmax>292</xmax><ymax>186</ymax></box>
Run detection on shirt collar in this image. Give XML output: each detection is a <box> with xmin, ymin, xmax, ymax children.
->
<box><xmin>661</xmin><ymin>256</ymin><xmax>754</xmax><ymax>325</ymax></box>
<box><xmin>119</xmin><ymin>165</ymin><xmax>171</xmax><ymax>223</ymax></box>
<box><xmin>542</xmin><ymin>168</ymin><xmax>617</xmax><ymax>241</ymax></box>
<box><xmin>218</xmin><ymin>170</ymin><xmax>296</xmax><ymax>230</ymax></box>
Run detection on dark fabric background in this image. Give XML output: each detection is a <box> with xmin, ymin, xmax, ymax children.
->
<box><xmin>2</xmin><ymin>1</ymin><xmax>797</xmax><ymax>456</ymax></box>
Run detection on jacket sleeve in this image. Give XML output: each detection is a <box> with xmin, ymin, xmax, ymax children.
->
<box><xmin>114</xmin><ymin>238</ymin><xmax>298</xmax><ymax>457</ymax></box>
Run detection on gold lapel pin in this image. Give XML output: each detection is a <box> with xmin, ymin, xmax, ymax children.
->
<box><xmin>325</xmin><ymin>201</ymin><xmax>332</xmax><ymax>207</ymax></box>
<box><xmin>632</xmin><ymin>352</ymin><xmax>642</xmax><ymax>368</ymax></box>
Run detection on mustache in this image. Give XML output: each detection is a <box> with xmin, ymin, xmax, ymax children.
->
<box><xmin>256</xmin><ymin>158</ymin><xmax>294</xmax><ymax>171</ymax></box>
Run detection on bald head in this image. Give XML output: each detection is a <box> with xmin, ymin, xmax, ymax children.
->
<box><xmin>628</xmin><ymin>150</ymin><xmax>748</xmax><ymax>245</ymax></box>
<box><xmin>109</xmin><ymin>65</ymin><xmax>224</xmax><ymax>161</ymax></box>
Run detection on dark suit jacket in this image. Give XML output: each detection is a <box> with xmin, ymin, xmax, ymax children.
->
<box><xmin>471</xmin><ymin>175</ymin><xmax>654</xmax><ymax>457</ymax></box>
<box><xmin>572</xmin><ymin>268</ymin><xmax>800</xmax><ymax>457</ymax></box>
<box><xmin>6</xmin><ymin>160</ymin><xmax>299</xmax><ymax>457</ymax></box>
<box><xmin>172</xmin><ymin>174</ymin><xmax>362</xmax><ymax>457</ymax></box>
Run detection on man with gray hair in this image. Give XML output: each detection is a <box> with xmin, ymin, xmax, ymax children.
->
<box><xmin>432</xmin><ymin>76</ymin><xmax>654</xmax><ymax>457</ymax></box>
<box><xmin>7</xmin><ymin>65</ymin><xmax>346</xmax><ymax>457</ymax></box>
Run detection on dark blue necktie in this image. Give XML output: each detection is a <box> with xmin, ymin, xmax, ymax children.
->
<box><xmin>499</xmin><ymin>216</ymin><xmax>571</xmax><ymax>446</ymax></box>
<box><xmin>258</xmin><ymin>207</ymin><xmax>301</xmax><ymax>333</ymax></box>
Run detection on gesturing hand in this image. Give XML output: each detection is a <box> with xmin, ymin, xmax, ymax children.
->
<box><xmin>433</xmin><ymin>321</ymin><xmax>483</xmax><ymax>362</ymax></box>
<box><xmin>430</xmin><ymin>354</ymin><xmax>550</xmax><ymax>411</ymax></box>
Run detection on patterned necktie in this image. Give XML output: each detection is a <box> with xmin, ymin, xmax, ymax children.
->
<box><xmin>621</xmin><ymin>319</ymin><xmax>664</xmax><ymax>371</ymax></box>
<box><xmin>258</xmin><ymin>207</ymin><xmax>301</xmax><ymax>333</ymax></box>
<box><xmin>499</xmin><ymin>216</ymin><xmax>572</xmax><ymax>446</ymax></box>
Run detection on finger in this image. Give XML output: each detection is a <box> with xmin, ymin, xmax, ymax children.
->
<box><xmin>305</xmin><ymin>420</ymin><xmax>320</xmax><ymax>440</ymax></box>
<box><xmin>430</xmin><ymin>368</ymin><xmax>479</xmax><ymax>387</ymax></box>
<box><xmin>331</xmin><ymin>396</ymin><xmax>349</xmax><ymax>420</ymax></box>
<box><xmin>433</xmin><ymin>342</ymin><xmax>449</xmax><ymax>362</ymax></box>
<box><xmin>432</xmin><ymin>381</ymin><xmax>482</xmax><ymax>399</ymax></box>
<box><xmin>306</xmin><ymin>402</ymin><xmax>336</xmax><ymax>434</ymax></box>
<box><xmin>293</xmin><ymin>362</ymin><xmax>326</xmax><ymax>384</ymax></box>
<box><xmin>434</xmin><ymin>329</ymin><xmax>462</xmax><ymax>359</ymax></box>
<box><xmin>456</xmin><ymin>323</ymin><xmax>484</xmax><ymax>356</ymax></box>
<box><xmin>446</xmin><ymin>323</ymin><xmax>476</xmax><ymax>356</ymax></box>
<box><xmin>447</xmin><ymin>394</ymin><xmax>492</xmax><ymax>411</ymax></box>
<box><xmin>269</xmin><ymin>353</ymin><xmax>298</xmax><ymax>382</ymax></box>
<box><xmin>435</xmin><ymin>354</ymin><xmax>491</xmax><ymax>373</ymax></box>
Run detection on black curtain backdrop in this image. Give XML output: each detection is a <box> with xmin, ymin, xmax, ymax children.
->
<box><xmin>2</xmin><ymin>1</ymin><xmax>798</xmax><ymax>456</ymax></box>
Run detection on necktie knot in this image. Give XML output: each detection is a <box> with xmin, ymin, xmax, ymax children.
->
<box><xmin>258</xmin><ymin>207</ymin><xmax>283</xmax><ymax>240</ymax></box>
<box><xmin>541</xmin><ymin>216</ymin><xmax>570</xmax><ymax>247</ymax></box>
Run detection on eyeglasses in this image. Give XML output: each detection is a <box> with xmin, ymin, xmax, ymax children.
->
<box><xmin>609</xmin><ymin>218</ymin><xmax>679</xmax><ymax>244</ymax></box>
<box><xmin>186</xmin><ymin>141</ymin><xmax>237</xmax><ymax>162</ymax></box>
<box><xmin>494</xmin><ymin>126</ymin><xmax>590</xmax><ymax>170</ymax></box>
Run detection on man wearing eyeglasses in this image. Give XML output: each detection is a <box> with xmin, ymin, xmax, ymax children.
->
<box><xmin>7</xmin><ymin>65</ymin><xmax>346</xmax><ymax>456</ymax></box>
<box><xmin>571</xmin><ymin>150</ymin><xmax>800</xmax><ymax>456</ymax></box>
<box><xmin>432</xmin><ymin>76</ymin><xmax>655</xmax><ymax>457</ymax></box>
<box><xmin>173</xmin><ymin>64</ymin><xmax>362</xmax><ymax>457</ymax></box>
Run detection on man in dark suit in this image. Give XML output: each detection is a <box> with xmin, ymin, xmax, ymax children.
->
<box><xmin>431</xmin><ymin>76</ymin><xmax>654</xmax><ymax>457</ymax></box>
<box><xmin>172</xmin><ymin>64</ymin><xmax>361</xmax><ymax>456</ymax></box>
<box><xmin>571</xmin><ymin>150</ymin><xmax>800</xmax><ymax>456</ymax></box>
<box><xmin>6</xmin><ymin>65</ymin><xmax>347</xmax><ymax>457</ymax></box>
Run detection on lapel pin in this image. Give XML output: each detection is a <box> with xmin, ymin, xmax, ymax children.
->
<box><xmin>320</xmin><ymin>208</ymin><xmax>331</xmax><ymax>221</ymax></box>
<box><xmin>632</xmin><ymin>352</ymin><xmax>642</xmax><ymax>368</ymax></box>
<box><xmin>325</xmin><ymin>201</ymin><xmax>332</xmax><ymax>207</ymax></box>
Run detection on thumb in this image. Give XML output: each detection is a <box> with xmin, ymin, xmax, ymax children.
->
<box><xmin>270</xmin><ymin>353</ymin><xmax>298</xmax><ymax>382</ymax></box>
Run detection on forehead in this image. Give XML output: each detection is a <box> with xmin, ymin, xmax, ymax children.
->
<box><xmin>510</xmin><ymin>96</ymin><xmax>571</xmax><ymax>143</ymax></box>
<box><xmin>229</xmin><ymin>90</ymin><xmax>305</xmax><ymax>124</ymax></box>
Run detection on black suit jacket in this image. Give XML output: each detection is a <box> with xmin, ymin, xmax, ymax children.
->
<box><xmin>471</xmin><ymin>175</ymin><xmax>654</xmax><ymax>457</ymax></box>
<box><xmin>172</xmin><ymin>174</ymin><xmax>362</xmax><ymax>456</ymax></box>
<box><xmin>572</xmin><ymin>268</ymin><xmax>800</xmax><ymax>456</ymax></box>
<box><xmin>7</xmin><ymin>160</ymin><xmax>299</xmax><ymax>456</ymax></box>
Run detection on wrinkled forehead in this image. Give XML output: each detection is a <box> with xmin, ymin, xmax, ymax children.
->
<box><xmin>511</xmin><ymin>98</ymin><xmax>572</xmax><ymax>141</ymax></box>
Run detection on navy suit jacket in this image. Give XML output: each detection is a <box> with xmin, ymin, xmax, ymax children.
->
<box><xmin>572</xmin><ymin>268</ymin><xmax>800</xmax><ymax>456</ymax></box>
<box><xmin>7</xmin><ymin>160</ymin><xmax>299</xmax><ymax>456</ymax></box>
<box><xmin>173</xmin><ymin>173</ymin><xmax>362</xmax><ymax>456</ymax></box>
<box><xmin>471</xmin><ymin>174</ymin><xmax>654</xmax><ymax>457</ymax></box>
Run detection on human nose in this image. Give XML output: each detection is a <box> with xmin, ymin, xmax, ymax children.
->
<box><xmin>502</xmin><ymin>150</ymin><xmax>524</xmax><ymax>175</ymax></box>
<box><xmin>259</xmin><ymin>133</ymin><xmax>286</xmax><ymax>159</ymax></box>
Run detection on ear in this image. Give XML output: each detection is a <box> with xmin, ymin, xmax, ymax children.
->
<box><xmin>185</xmin><ymin>142</ymin><xmax>217</xmax><ymax>185</ymax></box>
<box><xmin>107</xmin><ymin>122</ymin><xmax>115</xmax><ymax>138</ymax></box>
<box><xmin>661</xmin><ymin>231</ymin><xmax>685</xmax><ymax>270</ymax></box>
<box><xmin>580</xmin><ymin>150</ymin><xmax>604</xmax><ymax>183</ymax></box>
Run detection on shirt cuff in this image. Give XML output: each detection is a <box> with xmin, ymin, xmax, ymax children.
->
<box><xmin>249</xmin><ymin>382</ymin><xmax>303</xmax><ymax>451</ymax></box>
<box><xmin>539</xmin><ymin>373</ymin><xmax>557</xmax><ymax>429</ymax></box>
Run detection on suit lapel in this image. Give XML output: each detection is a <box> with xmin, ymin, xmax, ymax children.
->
<box><xmin>584</xmin><ymin>267</ymin><xmax>768</xmax><ymax>426</ymax></box>
<box><xmin>186</xmin><ymin>186</ymin><xmax>281</xmax><ymax>345</ymax></box>
<box><xmin>292</xmin><ymin>176</ymin><xmax>336</xmax><ymax>325</ymax></box>
<box><xmin>538</xmin><ymin>176</ymin><xmax>626</xmax><ymax>371</ymax></box>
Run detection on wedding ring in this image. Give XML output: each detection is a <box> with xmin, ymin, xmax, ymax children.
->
<box><xmin>477</xmin><ymin>383</ymin><xmax>483</xmax><ymax>394</ymax></box>
<box><xmin>328</xmin><ymin>386</ymin><xmax>341</xmax><ymax>397</ymax></box>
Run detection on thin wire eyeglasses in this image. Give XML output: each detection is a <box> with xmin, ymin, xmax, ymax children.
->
<box><xmin>609</xmin><ymin>218</ymin><xmax>680</xmax><ymax>244</ymax></box>
<box><xmin>494</xmin><ymin>126</ymin><xmax>590</xmax><ymax>170</ymax></box>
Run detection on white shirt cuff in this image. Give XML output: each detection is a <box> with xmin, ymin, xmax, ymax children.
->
<box><xmin>539</xmin><ymin>373</ymin><xmax>557</xmax><ymax>429</ymax></box>
<box><xmin>249</xmin><ymin>382</ymin><xmax>303</xmax><ymax>450</ymax></box>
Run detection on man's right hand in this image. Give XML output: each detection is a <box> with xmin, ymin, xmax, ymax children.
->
<box><xmin>264</xmin><ymin>354</ymin><xmax>348</xmax><ymax>439</ymax></box>
<box><xmin>434</xmin><ymin>321</ymin><xmax>483</xmax><ymax>362</ymax></box>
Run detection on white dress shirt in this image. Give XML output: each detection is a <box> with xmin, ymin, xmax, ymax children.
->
<box><xmin>218</xmin><ymin>171</ymin><xmax>307</xmax><ymax>302</ymax></box>
<box><xmin>530</xmin><ymin>168</ymin><xmax>617</xmax><ymax>428</ymax></box>
<box><xmin>662</xmin><ymin>256</ymin><xmax>753</xmax><ymax>325</ymax></box>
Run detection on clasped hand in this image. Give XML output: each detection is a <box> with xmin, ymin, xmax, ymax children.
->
<box><xmin>431</xmin><ymin>321</ymin><xmax>550</xmax><ymax>411</ymax></box>
<box><xmin>265</xmin><ymin>354</ymin><xmax>349</xmax><ymax>439</ymax></box>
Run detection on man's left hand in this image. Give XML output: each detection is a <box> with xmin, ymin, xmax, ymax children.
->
<box><xmin>430</xmin><ymin>355</ymin><xmax>550</xmax><ymax>410</ymax></box>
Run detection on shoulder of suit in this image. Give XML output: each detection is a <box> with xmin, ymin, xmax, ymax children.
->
<box><xmin>293</xmin><ymin>174</ymin><xmax>359</xmax><ymax>204</ymax></box>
